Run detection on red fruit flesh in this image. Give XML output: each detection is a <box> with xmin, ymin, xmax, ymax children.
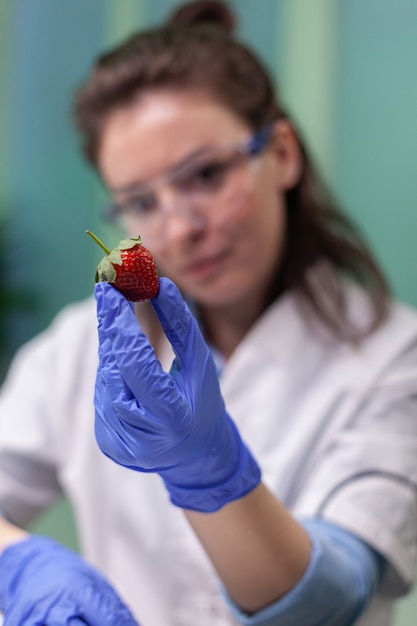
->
<box><xmin>114</xmin><ymin>245</ymin><xmax>159</xmax><ymax>302</ymax></box>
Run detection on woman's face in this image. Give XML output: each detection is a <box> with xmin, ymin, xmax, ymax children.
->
<box><xmin>98</xmin><ymin>90</ymin><xmax>299</xmax><ymax>310</ymax></box>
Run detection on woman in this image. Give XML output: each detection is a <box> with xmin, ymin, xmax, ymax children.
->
<box><xmin>0</xmin><ymin>2</ymin><xmax>416</xmax><ymax>625</ymax></box>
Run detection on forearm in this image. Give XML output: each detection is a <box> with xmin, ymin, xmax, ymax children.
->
<box><xmin>0</xmin><ymin>516</ymin><xmax>28</xmax><ymax>553</ymax></box>
<box><xmin>184</xmin><ymin>482</ymin><xmax>311</xmax><ymax>613</ymax></box>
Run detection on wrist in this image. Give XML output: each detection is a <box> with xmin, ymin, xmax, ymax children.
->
<box><xmin>162</xmin><ymin>424</ymin><xmax>261</xmax><ymax>512</ymax></box>
<box><xmin>0</xmin><ymin>517</ymin><xmax>29</xmax><ymax>555</ymax></box>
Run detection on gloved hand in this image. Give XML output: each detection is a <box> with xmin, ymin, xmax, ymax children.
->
<box><xmin>0</xmin><ymin>535</ymin><xmax>139</xmax><ymax>625</ymax></box>
<box><xmin>94</xmin><ymin>278</ymin><xmax>261</xmax><ymax>512</ymax></box>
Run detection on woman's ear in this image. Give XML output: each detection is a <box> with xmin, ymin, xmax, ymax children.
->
<box><xmin>269</xmin><ymin>119</ymin><xmax>303</xmax><ymax>190</ymax></box>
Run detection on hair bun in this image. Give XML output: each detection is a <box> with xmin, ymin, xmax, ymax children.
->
<box><xmin>167</xmin><ymin>1</ymin><xmax>236</xmax><ymax>36</ymax></box>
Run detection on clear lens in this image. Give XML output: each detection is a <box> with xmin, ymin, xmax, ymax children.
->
<box><xmin>119</xmin><ymin>191</ymin><xmax>158</xmax><ymax>218</ymax></box>
<box><xmin>173</xmin><ymin>150</ymin><xmax>244</xmax><ymax>194</ymax></box>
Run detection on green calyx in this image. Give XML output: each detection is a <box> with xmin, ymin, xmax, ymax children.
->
<box><xmin>86</xmin><ymin>230</ymin><xmax>142</xmax><ymax>284</ymax></box>
<box><xmin>95</xmin><ymin>256</ymin><xmax>117</xmax><ymax>284</ymax></box>
<box><xmin>116</xmin><ymin>236</ymin><xmax>142</xmax><ymax>252</ymax></box>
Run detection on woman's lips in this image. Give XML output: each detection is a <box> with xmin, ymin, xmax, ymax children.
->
<box><xmin>185</xmin><ymin>251</ymin><xmax>229</xmax><ymax>279</ymax></box>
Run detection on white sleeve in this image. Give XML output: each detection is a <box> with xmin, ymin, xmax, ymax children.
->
<box><xmin>294</xmin><ymin>341</ymin><xmax>417</xmax><ymax>596</ymax></box>
<box><xmin>0</xmin><ymin>335</ymin><xmax>62</xmax><ymax>525</ymax></box>
<box><xmin>0</xmin><ymin>299</ymin><xmax>97</xmax><ymax>528</ymax></box>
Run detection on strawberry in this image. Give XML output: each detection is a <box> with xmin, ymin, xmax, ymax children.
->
<box><xmin>86</xmin><ymin>230</ymin><xmax>159</xmax><ymax>302</ymax></box>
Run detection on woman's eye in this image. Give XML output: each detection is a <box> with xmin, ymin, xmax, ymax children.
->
<box><xmin>185</xmin><ymin>160</ymin><xmax>229</xmax><ymax>189</ymax></box>
<box><xmin>122</xmin><ymin>193</ymin><xmax>156</xmax><ymax>215</ymax></box>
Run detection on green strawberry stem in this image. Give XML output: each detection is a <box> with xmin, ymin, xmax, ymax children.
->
<box><xmin>86</xmin><ymin>230</ymin><xmax>111</xmax><ymax>255</ymax></box>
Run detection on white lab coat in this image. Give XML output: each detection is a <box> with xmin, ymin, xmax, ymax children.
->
<box><xmin>0</xmin><ymin>284</ymin><xmax>416</xmax><ymax>626</ymax></box>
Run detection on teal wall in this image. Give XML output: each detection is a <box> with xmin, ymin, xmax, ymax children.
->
<box><xmin>1</xmin><ymin>0</ymin><xmax>416</xmax><ymax>354</ymax></box>
<box><xmin>334</xmin><ymin>0</ymin><xmax>417</xmax><ymax>309</ymax></box>
<box><xmin>1</xmin><ymin>2</ymin><xmax>416</xmax><ymax>623</ymax></box>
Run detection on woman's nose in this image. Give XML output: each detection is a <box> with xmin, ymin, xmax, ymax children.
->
<box><xmin>157</xmin><ymin>188</ymin><xmax>207</xmax><ymax>244</ymax></box>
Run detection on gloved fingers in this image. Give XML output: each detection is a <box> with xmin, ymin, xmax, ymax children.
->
<box><xmin>0</xmin><ymin>536</ymin><xmax>140</xmax><ymax>626</ymax></box>
<box><xmin>94</xmin><ymin>383</ymin><xmax>131</xmax><ymax>465</ymax></box>
<box><xmin>151</xmin><ymin>278</ymin><xmax>209</xmax><ymax>372</ymax></box>
<box><xmin>97</xmin><ymin>333</ymin><xmax>139</xmax><ymax>417</ymax></box>
<box><xmin>96</xmin><ymin>283</ymin><xmax>182</xmax><ymax>412</ymax></box>
<box><xmin>95</xmin><ymin>368</ymin><xmax>166</xmax><ymax>470</ymax></box>
<box><xmin>96</xmin><ymin>358</ymin><xmax>192</xmax><ymax>455</ymax></box>
<box><xmin>3</xmin><ymin>595</ymin><xmax>87</xmax><ymax>626</ymax></box>
<box><xmin>96</xmin><ymin>337</ymin><xmax>161</xmax><ymax>446</ymax></box>
<box><xmin>73</xmin><ymin>584</ymin><xmax>140</xmax><ymax>626</ymax></box>
<box><xmin>70</xmin><ymin>611</ymin><xmax>138</xmax><ymax>626</ymax></box>
<box><xmin>7</xmin><ymin>598</ymin><xmax>139</xmax><ymax>626</ymax></box>
<box><xmin>98</xmin><ymin>323</ymin><xmax>185</xmax><ymax>426</ymax></box>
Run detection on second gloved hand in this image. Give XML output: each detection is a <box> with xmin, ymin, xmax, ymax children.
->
<box><xmin>0</xmin><ymin>535</ymin><xmax>139</xmax><ymax>625</ymax></box>
<box><xmin>94</xmin><ymin>278</ymin><xmax>261</xmax><ymax>512</ymax></box>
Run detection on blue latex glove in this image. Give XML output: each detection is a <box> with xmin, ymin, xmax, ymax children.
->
<box><xmin>0</xmin><ymin>535</ymin><xmax>139</xmax><ymax>625</ymax></box>
<box><xmin>94</xmin><ymin>278</ymin><xmax>261</xmax><ymax>512</ymax></box>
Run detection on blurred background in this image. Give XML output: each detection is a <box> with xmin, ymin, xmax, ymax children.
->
<box><xmin>0</xmin><ymin>1</ymin><xmax>416</xmax><ymax>622</ymax></box>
